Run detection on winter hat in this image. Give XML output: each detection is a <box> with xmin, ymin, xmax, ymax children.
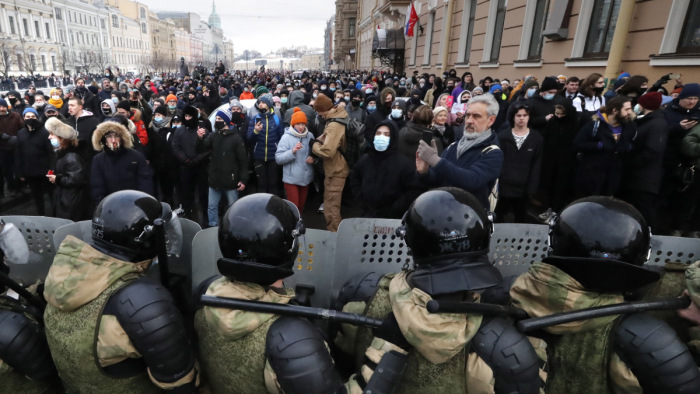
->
<box><xmin>433</xmin><ymin>106</ymin><xmax>448</xmax><ymax>117</ymax></box>
<box><xmin>116</xmin><ymin>100</ymin><xmax>131</xmax><ymax>113</ymax></box>
<box><xmin>540</xmin><ymin>77</ymin><xmax>559</xmax><ymax>92</ymax></box>
<box><xmin>216</xmin><ymin>108</ymin><xmax>232</xmax><ymax>125</ymax></box>
<box><xmin>154</xmin><ymin>105</ymin><xmax>168</xmax><ymax>117</ymax></box>
<box><xmin>489</xmin><ymin>84</ymin><xmax>503</xmax><ymax>94</ymax></box>
<box><xmin>272</xmin><ymin>96</ymin><xmax>281</xmax><ymax>104</ymax></box>
<box><xmin>257</xmin><ymin>96</ymin><xmax>274</xmax><ymax>109</ymax></box>
<box><xmin>522</xmin><ymin>79</ymin><xmax>540</xmax><ymax>92</ymax></box>
<box><xmin>230</xmin><ymin>99</ymin><xmax>244</xmax><ymax>110</ymax></box>
<box><xmin>45</xmin><ymin>117</ymin><xmax>77</xmax><ymax>140</ymax></box>
<box><xmin>290</xmin><ymin>107</ymin><xmax>307</xmax><ymax>126</ymax></box>
<box><xmin>313</xmin><ymin>94</ymin><xmax>334</xmax><ymax>112</ymax></box>
<box><xmin>255</xmin><ymin>86</ymin><xmax>269</xmax><ymax>98</ymax></box>
<box><xmin>64</xmin><ymin>85</ymin><xmax>75</xmax><ymax>94</ymax></box>
<box><xmin>0</xmin><ymin>98</ymin><xmax>7</xmax><ymax>107</ymax></box>
<box><xmin>133</xmin><ymin>78</ymin><xmax>141</xmax><ymax>86</ymax></box>
<box><xmin>166</xmin><ymin>94</ymin><xmax>177</xmax><ymax>103</ymax></box>
<box><xmin>22</xmin><ymin>108</ymin><xmax>38</xmax><ymax>117</ymax></box>
<box><xmin>618</xmin><ymin>72</ymin><xmax>631</xmax><ymax>79</ymax></box>
<box><xmin>472</xmin><ymin>87</ymin><xmax>484</xmax><ymax>95</ymax></box>
<box><xmin>638</xmin><ymin>92</ymin><xmax>662</xmax><ymax>111</ymax></box>
<box><xmin>351</xmin><ymin>89</ymin><xmax>364</xmax><ymax>99</ymax></box>
<box><xmin>557</xmin><ymin>75</ymin><xmax>567</xmax><ymax>84</ymax></box>
<box><xmin>679</xmin><ymin>83</ymin><xmax>700</xmax><ymax>100</ymax></box>
<box><xmin>88</xmin><ymin>85</ymin><xmax>99</xmax><ymax>95</ymax></box>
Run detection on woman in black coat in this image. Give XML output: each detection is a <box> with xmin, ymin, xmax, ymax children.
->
<box><xmin>44</xmin><ymin>117</ymin><xmax>90</xmax><ymax>221</ymax></box>
<box><xmin>350</xmin><ymin>120</ymin><xmax>423</xmax><ymax>218</ymax></box>
<box><xmin>15</xmin><ymin>110</ymin><xmax>55</xmax><ymax>215</ymax></box>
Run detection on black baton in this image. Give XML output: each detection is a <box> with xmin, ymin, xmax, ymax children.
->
<box><xmin>426</xmin><ymin>300</ymin><xmax>529</xmax><ymax>319</ymax></box>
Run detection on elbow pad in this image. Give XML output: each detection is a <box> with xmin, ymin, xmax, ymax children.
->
<box><xmin>0</xmin><ymin>306</ymin><xmax>56</xmax><ymax>381</ymax></box>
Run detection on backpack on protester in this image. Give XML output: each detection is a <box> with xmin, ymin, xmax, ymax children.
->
<box><xmin>328</xmin><ymin>116</ymin><xmax>366</xmax><ymax>169</ymax></box>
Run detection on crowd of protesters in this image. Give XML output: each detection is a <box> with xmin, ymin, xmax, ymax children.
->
<box><xmin>1</xmin><ymin>63</ymin><xmax>698</xmax><ymax>236</ymax></box>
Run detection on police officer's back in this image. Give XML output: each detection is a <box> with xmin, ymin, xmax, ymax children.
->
<box><xmin>43</xmin><ymin>190</ymin><xmax>199</xmax><ymax>393</ymax></box>
<box><xmin>509</xmin><ymin>196</ymin><xmax>700</xmax><ymax>393</ymax></box>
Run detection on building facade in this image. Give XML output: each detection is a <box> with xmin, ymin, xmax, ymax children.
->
<box><xmin>333</xmin><ymin>0</ymin><xmax>359</xmax><ymax>69</ymax></box>
<box><xmin>0</xmin><ymin>0</ymin><xmax>62</xmax><ymax>76</ymax></box>
<box><xmin>149</xmin><ymin>12</ymin><xmax>176</xmax><ymax>73</ymax></box>
<box><xmin>397</xmin><ymin>0</ymin><xmax>699</xmax><ymax>84</ymax></box>
<box><xmin>355</xmin><ymin>0</ymin><xmax>409</xmax><ymax>70</ymax></box>
<box><xmin>324</xmin><ymin>17</ymin><xmax>333</xmax><ymax>70</ymax></box>
<box><xmin>53</xmin><ymin>0</ymin><xmax>111</xmax><ymax>76</ymax></box>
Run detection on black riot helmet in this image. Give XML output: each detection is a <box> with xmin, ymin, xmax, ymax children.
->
<box><xmin>396</xmin><ymin>187</ymin><xmax>500</xmax><ymax>296</ymax></box>
<box><xmin>91</xmin><ymin>190</ymin><xmax>163</xmax><ymax>262</ymax></box>
<box><xmin>217</xmin><ymin>193</ymin><xmax>305</xmax><ymax>286</ymax></box>
<box><xmin>547</xmin><ymin>196</ymin><xmax>659</xmax><ymax>291</ymax></box>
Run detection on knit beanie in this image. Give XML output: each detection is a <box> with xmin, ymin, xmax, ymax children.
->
<box><xmin>166</xmin><ymin>94</ymin><xmax>177</xmax><ymax>103</ymax></box>
<box><xmin>22</xmin><ymin>108</ymin><xmax>38</xmax><ymax>117</ymax></box>
<box><xmin>258</xmin><ymin>96</ymin><xmax>274</xmax><ymax>109</ymax></box>
<box><xmin>679</xmin><ymin>83</ymin><xmax>700</xmax><ymax>100</ymax></box>
<box><xmin>522</xmin><ymin>79</ymin><xmax>540</xmax><ymax>92</ymax></box>
<box><xmin>489</xmin><ymin>84</ymin><xmax>503</xmax><ymax>94</ymax></box>
<box><xmin>472</xmin><ymin>87</ymin><xmax>484</xmax><ymax>95</ymax></box>
<box><xmin>255</xmin><ymin>86</ymin><xmax>269</xmax><ymax>98</ymax></box>
<box><xmin>638</xmin><ymin>92</ymin><xmax>662</xmax><ymax>111</ymax></box>
<box><xmin>313</xmin><ymin>94</ymin><xmax>333</xmax><ymax>112</ymax></box>
<box><xmin>117</xmin><ymin>100</ymin><xmax>131</xmax><ymax>113</ymax></box>
<box><xmin>230</xmin><ymin>99</ymin><xmax>244</xmax><ymax>110</ymax></box>
<box><xmin>216</xmin><ymin>108</ymin><xmax>232</xmax><ymax>124</ymax></box>
<box><xmin>540</xmin><ymin>77</ymin><xmax>559</xmax><ymax>92</ymax></box>
<box><xmin>433</xmin><ymin>106</ymin><xmax>448</xmax><ymax>117</ymax></box>
<box><xmin>0</xmin><ymin>98</ymin><xmax>6</xmax><ymax>107</ymax></box>
<box><xmin>290</xmin><ymin>107</ymin><xmax>307</xmax><ymax>126</ymax></box>
<box><xmin>154</xmin><ymin>105</ymin><xmax>168</xmax><ymax>117</ymax></box>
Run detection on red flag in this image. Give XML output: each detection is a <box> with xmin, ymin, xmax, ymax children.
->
<box><xmin>405</xmin><ymin>2</ymin><xmax>419</xmax><ymax>37</ymax></box>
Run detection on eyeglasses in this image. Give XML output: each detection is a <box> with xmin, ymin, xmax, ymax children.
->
<box><xmin>513</xmin><ymin>103</ymin><xmax>531</xmax><ymax>110</ymax></box>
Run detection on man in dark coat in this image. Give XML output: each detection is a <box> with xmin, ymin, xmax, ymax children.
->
<box><xmin>246</xmin><ymin>96</ymin><xmax>284</xmax><ymax>196</ymax></box>
<box><xmin>524</xmin><ymin>76</ymin><xmax>568</xmax><ymax>131</ymax></box>
<box><xmin>89</xmin><ymin>120</ymin><xmax>152</xmax><ymax>204</ymax></box>
<box><xmin>0</xmin><ymin>98</ymin><xmax>24</xmax><ymax>197</ymax></box>
<box><xmin>363</xmin><ymin>87</ymin><xmax>395</xmax><ymax>143</ymax></box>
<box><xmin>618</xmin><ymin>92</ymin><xmax>667</xmax><ymax>230</ymax></box>
<box><xmin>66</xmin><ymin>97</ymin><xmax>100</xmax><ymax>150</ymax></box>
<box><xmin>15</xmin><ymin>108</ymin><xmax>54</xmax><ymax>215</ymax></box>
<box><xmin>172</xmin><ymin>105</ymin><xmax>210</xmax><ymax>223</ymax></box>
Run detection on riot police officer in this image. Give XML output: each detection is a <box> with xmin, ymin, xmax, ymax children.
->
<box><xmin>43</xmin><ymin>190</ymin><xmax>199</xmax><ymax>393</ymax></box>
<box><xmin>335</xmin><ymin>187</ymin><xmax>541</xmax><ymax>394</ymax></box>
<box><xmin>509</xmin><ymin>196</ymin><xmax>700</xmax><ymax>393</ymax></box>
<box><xmin>0</xmin><ymin>220</ymin><xmax>59</xmax><ymax>393</ymax></box>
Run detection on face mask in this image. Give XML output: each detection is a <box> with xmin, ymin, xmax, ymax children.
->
<box><xmin>25</xmin><ymin>118</ymin><xmax>38</xmax><ymax>128</ymax></box>
<box><xmin>344</xmin><ymin>97</ymin><xmax>350</xmax><ymax>102</ymax></box>
<box><xmin>215</xmin><ymin>121</ymin><xmax>226</xmax><ymax>129</ymax></box>
<box><xmin>259</xmin><ymin>107</ymin><xmax>268</xmax><ymax>114</ymax></box>
<box><xmin>154</xmin><ymin>116</ymin><xmax>164</xmax><ymax>122</ymax></box>
<box><xmin>244</xmin><ymin>88</ymin><xmax>250</xmax><ymax>92</ymax></box>
<box><xmin>50</xmin><ymin>138</ymin><xmax>60</xmax><ymax>148</ymax></box>
<box><xmin>367</xmin><ymin>105</ymin><xmax>376</xmax><ymax>113</ymax></box>
<box><xmin>130</xmin><ymin>100</ymin><xmax>139</xmax><ymax>107</ymax></box>
<box><xmin>320</xmin><ymin>86</ymin><xmax>327</xmax><ymax>90</ymax></box>
<box><xmin>365</xmin><ymin>89</ymin><xmax>373</xmax><ymax>94</ymax></box>
<box><xmin>168</xmin><ymin>104</ymin><xmax>176</xmax><ymax>109</ymax></box>
<box><xmin>352</xmin><ymin>99</ymin><xmax>362</xmax><ymax>107</ymax></box>
<box><xmin>35</xmin><ymin>102</ymin><xmax>46</xmax><ymax>108</ymax></box>
<box><xmin>526</xmin><ymin>88</ymin><xmax>537</xmax><ymax>98</ymax></box>
<box><xmin>543</xmin><ymin>93</ymin><xmax>555</xmax><ymax>101</ymax></box>
<box><xmin>109</xmin><ymin>97</ymin><xmax>118</xmax><ymax>104</ymax></box>
<box><xmin>329</xmin><ymin>87</ymin><xmax>336</xmax><ymax>92</ymax></box>
<box><xmin>52</xmin><ymin>95</ymin><xmax>61</xmax><ymax>100</ymax></box>
<box><xmin>593</xmin><ymin>86</ymin><xmax>604</xmax><ymax>94</ymax></box>
<box><xmin>373</xmin><ymin>135</ymin><xmax>390</xmax><ymax>152</ymax></box>
<box><xmin>419</xmin><ymin>83</ymin><xmax>425</xmax><ymax>88</ymax></box>
<box><xmin>281</xmin><ymin>97</ymin><xmax>288</xmax><ymax>104</ymax></box>
<box><xmin>312</xmin><ymin>93</ymin><xmax>318</xmax><ymax>98</ymax></box>
<box><xmin>633</xmin><ymin>104</ymin><xmax>642</xmax><ymax>115</ymax></box>
<box><xmin>391</xmin><ymin>109</ymin><xmax>403</xmax><ymax>119</ymax></box>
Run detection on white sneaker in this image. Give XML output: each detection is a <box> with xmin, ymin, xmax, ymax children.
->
<box><xmin>317</xmin><ymin>203</ymin><xmax>324</xmax><ymax>213</ymax></box>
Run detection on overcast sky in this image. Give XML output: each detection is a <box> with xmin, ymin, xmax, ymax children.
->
<box><xmin>144</xmin><ymin>0</ymin><xmax>336</xmax><ymax>54</ymax></box>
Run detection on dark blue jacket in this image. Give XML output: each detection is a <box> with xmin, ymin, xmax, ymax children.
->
<box><xmin>420</xmin><ymin>130</ymin><xmax>503</xmax><ymax>209</ymax></box>
<box><xmin>90</xmin><ymin>148</ymin><xmax>153</xmax><ymax>203</ymax></box>
<box><xmin>246</xmin><ymin>111</ymin><xmax>283</xmax><ymax>162</ymax></box>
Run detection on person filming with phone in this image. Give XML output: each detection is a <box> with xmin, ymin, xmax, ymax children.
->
<box><xmin>415</xmin><ymin>94</ymin><xmax>503</xmax><ymax>210</ymax></box>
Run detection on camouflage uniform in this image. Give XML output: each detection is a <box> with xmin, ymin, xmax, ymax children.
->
<box><xmin>194</xmin><ymin>277</ymin><xmax>295</xmax><ymax>394</ymax></box>
<box><xmin>510</xmin><ymin>262</ymin><xmax>645</xmax><ymax>394</ymax></box>
<box><xmin>339</xmin><ymin>271</ymin><xmax>512</xmax><ymax>394</ymax></box>
<box><xmin>43</xmin><ymin>235</ymin><xmax>198</xmax><ymax>393</ymax></box>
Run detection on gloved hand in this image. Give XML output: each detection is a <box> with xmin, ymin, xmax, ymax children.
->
<box><xmin>417</xmin><ymin>139</ymin><xmax>440</xmax><ymax>167</ymax></box>
<box><xmin>372</xmin><ymin>312</ymin><xmax>411</xmax><ymax>350</ymax></box>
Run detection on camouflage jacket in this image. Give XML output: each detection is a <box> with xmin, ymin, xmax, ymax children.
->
<box><xmin>510</xmin><ymin>262</ymin><xmax>642</xmax><ymax>394</ymax></box>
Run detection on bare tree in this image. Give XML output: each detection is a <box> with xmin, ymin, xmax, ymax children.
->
<box><xmin>0</xmin><ymin>41</ymin><xmax>13</xmax><ymax>78</ymax></box>
<box><xmin>59</xmin><ymin>49</ymin><xmax>72</xmax><ymax>76</ymax></box>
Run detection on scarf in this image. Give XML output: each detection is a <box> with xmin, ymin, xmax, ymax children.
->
<box><xmin>287</xmin><ymin>128</ymin><xmax>308</xmax><ymax>138</ymax></box>
<box><xmin>48</xmin><ymin>97</ymin><xmax>63</xmax><ymax>109</ymax></box>
<box><xmin>456</xmin><ymin>129</ymin><xmax>492</xmax><ymax>159</ymax></box>
<box><xmin>433</xmin><ymin>123</ymin><xmax>446</xmax><ymax>134</ymax></box>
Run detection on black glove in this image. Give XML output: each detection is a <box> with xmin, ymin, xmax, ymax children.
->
<box><xmin>372</xmin><ymin>312</ymin><xmax>411</xmax><ymax>350</ymax></box>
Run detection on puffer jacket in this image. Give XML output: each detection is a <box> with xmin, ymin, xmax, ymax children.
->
<box><xmin>53</xmin><ymin>145</ymin><xmax>90</xmax><ymax>221</ymax></box>
<box><xmin>202</xmin><ymin>126</ymin><xmax>249</xmax><ymax>189</ymax></box>
<box><xmin>311</xmin><ymin>106</ymin><xmax>349</xmax><ymax>178</ymax></box>
<box><xmin>246</xmin><ymin>110</ymin><xmax>283</xmax><ymax>162</ymax></box>
<box><xmin>275</xmin><ymin>127</ymin><xmax>315</xmax><ymax>186</ymax></box>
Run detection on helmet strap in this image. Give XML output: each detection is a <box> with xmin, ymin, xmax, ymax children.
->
<box><xmin>217</xmin><ymin>258</ymin><xmax>294</xmax><ymax>286</ymax></box>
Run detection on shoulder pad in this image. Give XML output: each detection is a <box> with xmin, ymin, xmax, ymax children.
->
<box><xmin>471</xmin><ymin>316</ymin><xmax>541</xmax><ymax>394</ymax></box>
<box><xmin>266</xmin><ymin>317</ymin><xmax>343</xmax><ymax>394</ymax></box>
<box><xmin>334</xmin><ymin>271</ymin><xmax>382</xmax><ymax>310</ymax></box>
<box><xmin>614</xmin><ymin>313</ymin><xmax>700</xmax><ymax>393</ymax></box>
<box><xmin>0</xmin><ymin>308</ymin><xmax>56</xmax><ymax>381</ymax></box>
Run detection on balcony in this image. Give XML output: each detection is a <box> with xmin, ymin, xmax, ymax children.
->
<box><xmin>377</xmin><ymin>0</ymin><xmax>411</xmax><ymax>17</ymax></box>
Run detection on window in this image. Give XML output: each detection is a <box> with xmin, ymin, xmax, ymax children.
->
<box><xmin>141</xmin><ymin>22</ymin><xmax>147</xmax><ymax>34</ymax></box>
<box><xmin>17</xmin><ymin>54</ymin><xmax>24</xmax><ymax>71</ymax></box>
<box><xmin>41</xmin><ymin>55</ymin><xmax>46</xmax><ymax>71</ymax></box>
<box><xmin>70</xmin><ymin>32</ymin><xmax>74</xmax><ymax>45</ymax></box>
<box><xmin>45</xmin><ymin>23</ymin><xmax>51</xmax><ymax>39</ymax></box>
<box><xmin>140</xmin><ymin>8</ymin><xmax>146</xmax><ymax>19</ymax></box>
<box><xmin>68</xmin><ymin>11</ymin><xmax>71</xmax><ymax>23</ymax></box>
<box><xmin>583</xmin><ymin>0</ymin><xmax>621</xmax><ymax>57</ymax></box>
<box><xmin>678</xmin><ymin>0</ymin><xmax>700</xmax><ymax>53</ymax></box>
<box><xmin>348</xmin><ymin>18</ymin><xmax>356</xmax><ymax>38</ymax></box>
<box><xmin>29</xmin><ymin>54</ymin><xmax>35</xmax><ymax>70</ymax></box>
<box><xmin>527</xmin><ymin>0</ymin><xmax>548</xmax><ymax>59</ymax></box>
<box><xmin>55</xmin><ymin>8</ymin><xmax>62</xmax><ymax>20</ymax></box>
<box><xmin>9</xmin><ymin>16</ymin><xmax>15</xmax><ymax>35</ymax></box>
<box><xmin>489</xmin><ymin>0</ymin><xmax>508</xmax><ymax>62</ymax></box>
<box><xmin>35</xmin><ymin>21</ymin><xmax>40</xmax><ymax>37</ymax></box>
<box><xmin>59</xmin><ymin>30</ymin><xmax>65</xmax><ymax>43</ymax></box>
<box><xmin>101</xmin><ymin>19</ymin><xmax>106</xmax><ymax>29</ymax></box>
<box><xmin>51</xmin><ymin>55</ymin><xmax>56</xmax><ymax>71</ymax></box>
<box><xmin>458</xmin><ymin>0</ymin><xmax>477</xmax><ymax>63</ymax></box>
<box><xmin>23</xmin><ymin>18</ymin><xmax>29</xmax><ymax>36</ymax></box>
<box><xmin>422</xmin><ymin>11</ymin><xmax>436</xmax><ymax>65</ymax></box>
<box><xmin>112</xmin><ymin>15</ymin><xmax>119</xmax><ymax>28</ymax></box>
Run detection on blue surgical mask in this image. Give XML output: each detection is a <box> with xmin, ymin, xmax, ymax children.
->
<box><xmin>112</xmin><ymin>97</ymin><xmax>119</xmax><ymax>104</ymax></box>
<box><xmin>281</xmin><ymin>97</ymin><xmax>288</xmax><ymax>104</ymax></box>
<box><xmin>373</xmin><ymin>135</ymin><xmax>390</xmax><ymax>151</ymax></box>
<box><xmin>329</xmin><ymin>87</ymin><xmax>336</xmax><ymax>92</ymax></box>
<box><xmin>543</xmin><ymin>93</ymin><xmax>555</xmax><ymax>101</ymax></box>
<box><xmin>527</xmin><ymin>88</ymin><xmax>537</xmax><ymax>98</ymax></box>
<box><xmin>154</xmin><ymin>116</ymin><xmax>164</xmax><ymax>122</ymax></box>
<box><xmin>391</xmin><ymin>109</ymin><xmax>403</xmax><ymax>119</ymax></box>
<box><xmin>367</xmin><ymin>105</ymin><xmax>376</xmax><ymax>113</ymax></box>
<box><xmin>366</xmin><ymin>89</ymin><xmax>373</xmax><ymax>95</ymax></box>
<box><xmin>168</xmin><ymin>104</ymin><xmax>176</xmax><ymax>109</ymax></box>
<box><xmin>50</xmin><ymin>138</ymin><xmax>60</xmax><ymax>148</ymax></box>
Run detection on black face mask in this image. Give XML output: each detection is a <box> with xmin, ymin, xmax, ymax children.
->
<box><xmin>8</xmin><ymin>98</ymin><xmax>17</xmax><ymax>104</ymax></box>
<box><xmin>215</xmin><ymin>121</ymin><xmax>226</xmax><ymax>130</ymax></box>
<box><xmin>259</xmin><ymin>107</ymin><xmax>268</xmax><ymax>114</ymax></box>
<box><xmin>130</xmin><ymin>100</ymin><xmax>139</xmax><ymax>107</ymax></box>
<box><xmin>593</xmin><ymin>86</ymin><xmax>605</xmax><ymax>94</ymax></box>
<box><xmin>351</xmin><ymin>99</ymin><xmax>362</xmax><ymax>107</ymax></box>
<box><xmin>25</xmin><ymin>118</ymin><xmax>39</xmax><ymax>129</ymax></box>
<box><xmin>231</xmin><ymin>112</ymin><xmax>245</xmax><ymax>124</ymax></box>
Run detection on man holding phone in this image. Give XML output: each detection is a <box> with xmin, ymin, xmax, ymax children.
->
<box><xmin>246</xmin><ymin>96</ymin><xmax>284</xmax><ymax>197</ymax></box>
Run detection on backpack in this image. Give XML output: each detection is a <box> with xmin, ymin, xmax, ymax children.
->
<box><xmin>328</xmin><ymin>116</ymin><xmax>365</xmax><ymax>169</ymax></box>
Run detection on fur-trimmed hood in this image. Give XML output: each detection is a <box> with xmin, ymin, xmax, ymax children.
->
<box><xmin>92</xmin><ymin>121</ymin><xmax>134</xmax><ymax>151</ymax></box>
<box><xmin>45</xmin><ymin>117</ymin><xmax>78</xmax><ymax>140</ymax></box>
